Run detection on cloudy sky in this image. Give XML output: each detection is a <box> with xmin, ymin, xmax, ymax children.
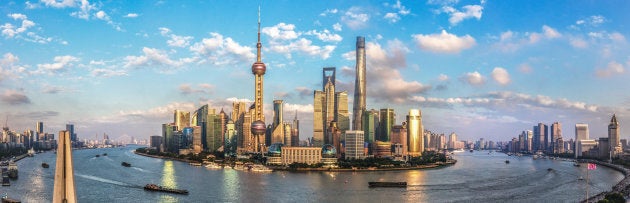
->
<box><xmin>1</xmin><ymin>0</ymin><xmax>629</xmax><ymax>142</ymax></box>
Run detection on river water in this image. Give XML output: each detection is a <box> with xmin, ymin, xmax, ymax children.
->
<box><xmin>3</xmin><ymin>146</ymin><xmax>624</xmax><ymax>202</ymax></box>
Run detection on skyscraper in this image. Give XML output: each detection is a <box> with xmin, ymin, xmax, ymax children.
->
<box><xmin>291</xmin><ymin>110</ymin><xmax>300</xmax><ymax>147</ymax></box>
<box><xmin>352</xmin><ymin>36</ymin><xmax>366</xmax><ymax>131</ymax></box>
<box><xmin>533</xmin><ymin>123</ymin><xmax>548</xmax><ymax>152</ymax></box>
<box><xmin>407</xmin><ymin>109</ymin><xmax>424</xmax><ymax>157</ymax></box>
<box><xmin>362</xmin><ymin>109</ymin><xmax>378</xmax><ymax>144</ymax></box>
<box><xmin>345</xmin><ymin>130</ymin><xmax>365</xmax><ymax>159</ymax></box>
<box><xmin>174</xmin><ymin>110</ymin><xmax>190</xmax><ymax>131</ymax></box>
<box><xmin>250</xmin><ymin>8</ymin><xmax>267</xmax><ymax>153</ymax></box>
<box><xmin>378</xmin><ymin>108</ymin><xmax>395</xmax><ymax>142</ymax></box>
<box><xmin>66</xmin><ymin>124</ymin><xmax>76</xmax><ymax>142</ymax></box>
<box><xmin>609</xmin><ymin>114</ymin><xmax>621</xmax><ymax>157</ymax></box>
<box><xmin>575</xmin><ymin>123</ymin><xmax>589</xmax><ymax>158</ymax></box>
<box><xmin>271</xmin><ymin>100</ymin><xmax>284</xmax><ymax>144</ymax></box>
<box><xmin>550</xmin><ymin>122</ymin><xmax>561</xmax><ymax>153</ymax></box>
<box><xmin>322</xmin><ymin>67</ymin><xmax>336</xmax><ymax>91</ymax></box>
<box><xmin>313</xmin><ymin>67</ymin><xmax>349</xmax><ymax>147</ymax></box>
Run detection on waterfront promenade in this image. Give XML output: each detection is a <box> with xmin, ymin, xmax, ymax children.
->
<box><xmin>580</xmin><ymin>159</ymin><xmax>630</xmax><ymax>202</ymax></box>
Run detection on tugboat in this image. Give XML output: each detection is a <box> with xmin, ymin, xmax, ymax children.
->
<box><xmin>368</xmin><ymin>182</ymin><xmax>408</xmax><ymax>188</ymax></box>
<box><xmin>144</xmin><ymin>184</ymin><xmax>189</xmax><ymax>195</ymax></box>
<box><xmin>41</xmin><ymin>163</ymin><xmax>49</xmax><ymax>168</ymax></box>
<box><xmin>121</xmin><ymin>162</ymin><xmax>131</xmax><ymax>167</ymax></box>
<box><xmin>7</xmin><ymin>162</ymin><xmax>17</xmax><ymax>179</ymax></box>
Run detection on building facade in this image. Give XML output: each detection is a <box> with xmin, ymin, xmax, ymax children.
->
<box><xmin>407</xmin><ymin>109</ymin><xmax>424</xmax><ymax>156</ymax></box>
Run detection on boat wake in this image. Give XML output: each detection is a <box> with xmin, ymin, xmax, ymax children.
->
<box><xmin>131</xmin><ymin>167</ymin><xmax>150</xmax><ymax>173</ymax></box>
<box><xmin>75</xmin><ymin>173</ymin><xmax>141</xmax><ymax>188</ymax></box>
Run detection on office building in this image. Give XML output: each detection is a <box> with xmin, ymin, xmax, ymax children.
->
<box><xmin>575</xmin><ymin>123</ymin><xmax>590</xmax><ymax>158</ymax></box>
<box><xmin>550</xmin><ymin>122</ymin><xmax>561</xmax><ymax>153</ymax></box>
<box><xmin>270</xmin><ymin>100</ymin><xmax>285</xmax><ymax>144</ymax></box>
<box><xmin>314</xmin><ymin>67</ymin><xmax>349</xmax><ymax>147</ymax></box>
<box><xmin>345</xmin><ymin>130</ymin><xmax>365</xmax><ymax>159</ymax></box>
<box><xmin>378</xmin><ymin>108</ymin><xmax>395</xmax><ymax>142</ymax></box>
<box><xmin>174</xmin><ymin>110</ymin><xmax>190</xmax><ymax>131</ymax></box>
<box><xmin>362</xmin><ymin>109</ymin><xmax>378</xmax><ymax>144</ymax></box>
<box><xmin>391</xmin><ymin>124</ymin><xmax>407</xmax><ymax>156</ymax></box>
<box><xmin>225</xmin><ymin>120</ymin><xmax>237</xmax><ymax>156</ymax></box>
<box><xmin>291</xmin><ymin>111</ymin><xmax>300</xmax><ymax>147</ymax></box>
<box><xmin>407</xmin><ymin>109</ymin><xmax>424</xmax><ymax>156</ymax></box>
<box><xmin>66</xmin><ymin>124</ymin><xmax>76</xmax><ymax>142</ymax></box>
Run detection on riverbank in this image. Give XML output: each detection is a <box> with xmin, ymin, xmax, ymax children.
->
<box><xmin>579</xmin><ymin>159</ymin><xmax>630</xmax><ymax>202</ymax></box>
<box><xmin>133</xmin><ymin>151</ymin><xmax>197</xmax><ymax>163</ymax></box>
<box><xmin>274</xmin><ymin>159</ymin><xmax>457</xmax><ymax>172</ymax></box>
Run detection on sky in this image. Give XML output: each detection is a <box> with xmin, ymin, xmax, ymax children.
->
<box><xmin>1</xmin><ymin>0</ymin><xmax>629</xmax><ymax>143</ymax></box>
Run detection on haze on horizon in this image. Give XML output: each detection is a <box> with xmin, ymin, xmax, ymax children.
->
<box><xmin>1</xmin><ymin>0</ymin><xmax>629</xmax><ymax>142</ymax></box>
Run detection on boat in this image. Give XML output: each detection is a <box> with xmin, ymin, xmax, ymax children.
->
<box><xmin>578</xmin><ymin>176</ymin><xmax>584</xmax><ymax>180</ymax></box>
<box><xmin>95</xmin><ymin>154</ymin><xmax>100</xmax><ymax>157</ymax></box>
<box><xmin>7</xmin><ymin>162</ymin><xmax>17</xmax><ymax>179</ymax></box>
<box><xmin>368</xmin><ymin>182</ymin><xmax>407</xmax><ymax>188</ymax></box>
<box><xmin>1</xmin><ymin>196</ymin><xmax>20</xmax><ymax>203</ymax></box>
<box><xmin>121</xmin><ymin>162</ymin><xmax>131</xmax><ymax>167</ymax></box>
<box><xmin>505</xmin><ymin>160</ymin><xmax>510</xmax><ymax>164</ymax></box>
<box><xmin>41</xmin><ymin>163</ymin><xmax>49</xmax><ymax>168</ymax></box>
<box><xmin>250</xmin><ymin>164</ymin><xmax>272</xmax><ymax>172</ymax></box>
<box><xmin>469</xmin><ymin>149</ymin><xmax>473</xmax><ymax>153</ymax></box>
<box><xmin>143</xmin><ymin>184</ymin><xmax>188</xmax><ymax>195</ymax></box>
<box><xmin>189</xmin><ymin>162</ymin><xmax>202</xmax><ymax>167</ymax></box>
<box><xmin>102</xmin><ymin>153</ymin><xmax>107</xmax><ymax>156</ymax></box>
<box><xmin>547</xmin><ymin>168</ymin><xmax>553</xmax><ymax>171</ymax></box>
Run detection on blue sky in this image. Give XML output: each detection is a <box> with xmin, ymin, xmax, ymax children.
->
<box><xmin>1</xmin><ymin>0</ymin><xmax>629</xmax><ymax>142</ymax></box>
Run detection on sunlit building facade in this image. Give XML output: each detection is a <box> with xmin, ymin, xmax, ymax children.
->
<box><xmin>407</xmin><ymin>109</ymin><xmax>424</xmax><ymax>157</ymax></box>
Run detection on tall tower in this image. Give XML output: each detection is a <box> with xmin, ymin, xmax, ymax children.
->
<box><xmin>609</xmin><ymin>114</ymin><xmax>621</xmax><ymax>157</ymax></box>
<box><xmin>550</xmin><ymin>122</ymin><xmax>561</xmax><ymax>153</ymax></box>
<box><xmin>407</xmin><ymin>109</ymin><xmax>424</xmax><ymax>157</ymax></box>
<box><xmin>53</xmin><ymin>130</ymin><xmax>77</xmax><ymax>203</ymax></box>
<box><xmin>250</xmin><ymin>7</ymin><xmax>267</xmax><ymax>153</ymax></box>
<box><xmin>352</xmin><ymin>36</ymin><xmax>366</xmax><ymax>131</ymax></box>
<box><xmin>291</xmin><ymin>111</ymin><xmax>300</xmax><ymax>147</ymax></box>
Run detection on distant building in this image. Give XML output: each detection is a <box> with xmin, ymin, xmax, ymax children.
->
<box><xmin>224</xmin><ymin>120</ymin><xmax>237</xmax><ymax>156</ymax></box>
<box><xmin>314</xmin><ymin>67</ymin><xmax>349</xmax><ymax>147</ymax></box>
<box><xmin>598</xmin><ymin>137</ymin><xmax>610</xmax><ymax>160</ymax></box>
<box><xmin>575</xmin><ymin>123</ymin><xmax>589</xmax><ymax>158</ymax></box>
<box><xmin>174</xmin><ymin>110</ymin><xmax>190</xmax><ymax>131</ymax></box>
<box><xmin>378</xmin><ymin>108</ymin><xmax>395</xmax><ymax>142</ymax></box>
<box><xmin>345</xmin><ymin>130</ymin><xmax>365</xmax><ymax>159</ymax></box>
<box><xmin>281</xmin><ymin>147</ymin><xmax>322</xmax><ymax>165</ymax></box>
<box><xmin>577</xmin><ymin>139</ymin><xmax>596</xmax><ymax>158</ymax></box>
<box><xmin>352</xmin><ymin>36</ymin><xmax>367</xmax><ymax>132</ymax></box>
<box><xmin>550</xmin><ymin>122</ymin><xmax>561</xmax><ymax>153</ymax></box>
<box><xmin>391</xmin><ymin>124</ymin><xmax>407</xmax><ymax>156</ymax></box>
<box><xmin>291</xmin><ymin>111</ymin><xmax>300</xmax><ymax>147</ymax></box>
<box><xmin>609</xmin><ymin>114</ymin><xmax>621</xmax><ymax>157</ymax></box>
<box><xmin>150</xmin><ymin>135</ymin><xmax>162</xmax><ymax>151</ymax></box>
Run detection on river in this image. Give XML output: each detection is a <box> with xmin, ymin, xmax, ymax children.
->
<box><xmin>3</xmin><ymin>146</ymin><xmax>624</xmax><ymax>202</ymax></box>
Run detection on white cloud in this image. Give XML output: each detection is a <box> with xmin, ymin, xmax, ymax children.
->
<box><xmin>491</xmin><ymin>67</ymin><xmax>510</xmax><ymax>85</ymax></box>
<box><xmin>124</xmin><ymin>47</ymin><xmax>195</xmax><ymax>69</ymax></box>
<box><xmin>189</xmin><ymin>32</ymin><xmax>255</xmax><ymax>65</ymax></box>
<box><xmin>438</xmin><ymin>74</ymin><xmax>449</xmax><ymax>81</ymax></box>
<box><xmin>412</xmin><ymin>30</ymin><xmax>476</xmax><ymax>53</ymax></box>
<box><xmin>341</xmin><ymin>7</ymin><xmax>369</xmax><ymax>30</ymax></box>
<box><xmin>91</xmin><ymin>68</ymin><xmax>127</xmax><ymax>78</ymax></box>
<box><xmin>262</xmin><ymin>23</ymin><xmax>300</xmax><ymax>41</ymax></box>
<box><xmin>179</xmin><ymin>83</ymin><xmax>214</xmax><ymax>95</ymax></box>
<box><xmin>320</xmin><ymin>8</ymin><xmax>338</xmax><ymax>16</ymax></box>
<box><xmin>35</xmin><ymin>55</ymin><xmax>80</xmax><ymax>75</ymax></box>
<box><xmin>70</xmin><ymin>0</ymin><xmax>96</xmax><ymax>20</ymax></box>
<box><xmin>441</xmin><ymin>4</ymin><xmax>483</xmax><ymax>25</ymax></box>
<box><xmin>304</xmin><ymin>29</ymin><xmax>342</xmax><ymax>42</ymax></box>
<box><xmin>124</xmin><ymin>13</ymin><xmax>139</xmax><ymax>18</ymax></box>
<box><xmin>570</xmin><ymin>37</ymin><xmax>588</xmax><ymax>48</ymax></box>
<box><xmin>494</xmin><ymin>25</ymin><xmax>562</xmax><ymax>52</ymax></box>
<box><xmin>384</xmin><ymin>13</ymin><xmax>401</xmax><ymax>23</ymax></box>
<box><xmin>332</xmin><ymin>23</ymin><xmax>342</xmax><ymax>31</ymax></box>
<box><xmin>595</xmin><ymin>61</ymin><xmax>625</xmax><ymax>78</ymax></box>
<box><xmin>1</xmin><ymin>13</ymin><xmax>36</xmax><ymax>38</ymax></box>
<box><xmin>542</xmin><ymin>25</ymin><xmax>561</xmax><ymax>39</ymax></box>
<box><xmin>460</xmin><ymin>71</ymin><xmax>485</xmax><ymax>86</ymax></box>
<box><xmin>575</xmin><ymin>15</ymin><xmax>606</xmax><ymax>27</ymax></box>
<box><xmin>364</xmin><ymin>40</ymin><xmax>430</xmax><ymax>103</ymax></box>
<box><xmin>41</xmin><ymin>0</ymin><xmax>76</xmax><ymax>8</ymax></box>
<box><xmin>159</xmin><ymin>27</ymin><xmax>193</xmax><ymax>48</ymax></box>
<box><xmin>390</xmin><ymin>0</ymin><xmax>410</xmax><ymax>15</ymax></box>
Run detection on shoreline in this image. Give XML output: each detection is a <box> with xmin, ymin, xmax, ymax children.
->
<box><xmin>578</xmin><ymin>159</ymin><xmax>630</xmax><ymax>202</ymax></box>
<box><xmin>134</xmin><ymin>150</ymin><xmax>456</xmax><ymax>172</ymax></box>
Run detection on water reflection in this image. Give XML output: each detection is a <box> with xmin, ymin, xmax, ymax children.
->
<box><xmin>159</xmin><ymin>160</ymin><xmax>177</xmax><ymax>203</ymax></box>
<box><xmin>222</xmin><ymin>169</ymin><xmax>239</xmax><ymax>200</ymax></box>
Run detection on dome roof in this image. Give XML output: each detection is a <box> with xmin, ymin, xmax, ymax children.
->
<box><xmin>321</xmin><ymin>144</ymin><xmax>337</xmax><ymax>158</ymax></box>
<box><xmin>252</xmin><ymin>62</ymin><xmax>266</xmax><ymax>75</ymax></box>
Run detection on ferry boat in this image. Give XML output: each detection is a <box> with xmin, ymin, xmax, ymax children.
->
<box><xmin>368</xmin><ymin>182</ymin><xmax>407</xmax><ymax>188</ymax></box>
<box><xmin>143</xmin><ymin>184</ymin><xmax>188</xmax><ymax>195</ymax></box>
<box><xmin>7</xmin><ymin>162</ymin><xmax>17</xmax><ymax>179</ymax></box>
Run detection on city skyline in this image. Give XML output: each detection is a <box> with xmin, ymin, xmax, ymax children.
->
<box><xmin>1</xmin><ymin>1</ymin><xmax>629</xmax><ymax>141</ymax></box>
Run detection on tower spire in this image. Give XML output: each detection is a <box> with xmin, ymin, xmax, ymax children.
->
<box><xmin>256</xmin><ymin>6</ymin><xmax>262</xmax><ymax>62</ymax></box>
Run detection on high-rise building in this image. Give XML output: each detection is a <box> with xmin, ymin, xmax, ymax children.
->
<box><xmin>219</xmin><ymin>109</ymin><xmax>227</xmax><ymax>149</ymax></box>
<box><xmin>533</xmin><ymin>123</ymin><xmax>548</xmax><ymax>152</ymax></box>
<box><xmin>345</xmin><ymin>130</ymin><xmax>365</xmax><ymax>159</ymax></box>
<box><xmin>250</xmin><ymin>8</ymin><xmax>267</xmax><ymax>153</ymax></box>
<box><xmin>192</xmin><ymin>126</ymin><xmax>202</xmax><ymax>154</ymax></box>
<box><xmin>313</xmin><ymin>67</ymin><xmax>349</xmax><ymax>147</ymax></box>
<box><xmin>174</xmin><ymin>110</ymin><xmax>190</xmax><ymax>131</ymax></box>
<box><xmin>575</xmin><ymin>123</ymin><xmax>589</xmax><ymax>158</ymax></box>
<box><xmin>391</xmin><ymin>124</ymin><xmax>407</xmax><ymax>155</ymax></box>
<box><xmin>609</xmin><ymin>114</ymin><xmax>621</xmax><ymax>157</ymax></box>
<box><xmin>526</xmin><ymin>130</ymin><xmax>533</xmax><ymax>152</ymax></box>
<box><xmin>448</xmin><ymin>132</ymin><xmax>457</xmax><ymax>149</ymax></box>
<box><xmin>284</xmin><ymin>123</ymin><xmax>292</xmax><ymax>146</ymax></box>
<box><xmin>224</xmin><ymin>120</ymin><xmax>237</xmax><ymax>156</ymax></box>
<box><xmin>291</xmin><ymin>111</ymin><xmax>300</xmax><ymax>147</ymax></box>
<box><xmin>232</xmin><ymin>102</ymin><xmax>246</xmax><ymax>148</ymax></box>
<box><xmin>550</xmin><ymin>122</ymin><xmax>561</xmax><ymax>153</ymax></box>
<box><xmin>322</xmin><ymin>67</ymin><xmax>336</xmax><ymax>92</ymax></box>
<box><xmin>407</xmin><ymin>109</ymin><xmax>424</xmax><ymax>156</ymax></box>
<box><xmin>150</xmin><ymin>135</ymin><xmax>162</xmax><ymax>151</ymax></box>
<box><xmin>378</xmin><ymin>108</ymin><xmax>395</xmax><ymax>142</ymax></box>
<box><xmin>66</xmin><ymin>124</ymin><xmax>76</xmax><ymax>142</ymax></box>
<box><xmin>352</xmin><ymin>36</ymin><xmax>366</xmax><ymax>131</ymax></box>
<box><xmin>271</xmin><ymin>100</ymin><xmax>285</xmax><ymax>144</ymax></box>
<box><xmin>362</xmin><ymin>109</ymin><xmax>378</xmax><ymax>145</ymax></box>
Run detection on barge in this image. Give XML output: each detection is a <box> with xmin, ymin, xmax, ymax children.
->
<box><xmin>144</xmin><ymin>184</ymin><xmax>189</xmax><ymax>195</ymax></box>
<box><xmin>368</xmin><ymin>182</ymin><xmax>407</xmax><ymax>188</ymax></box>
